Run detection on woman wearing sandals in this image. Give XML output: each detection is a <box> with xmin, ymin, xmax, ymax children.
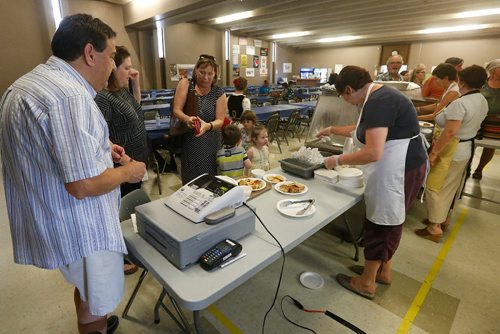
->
<box><xmin>317</xmin><ymin>66</ymin><xmax>427</xmax><ymax>299</ymax></box>
<box><xmin>416</xmin><ymin>65</ymin><xmax>489</xmax><ymax>242</ymax></box>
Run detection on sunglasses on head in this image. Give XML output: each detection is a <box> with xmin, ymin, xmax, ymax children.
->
<box><xmin>199</xmin><ymin>54</ymin><xmax>216</xmax><ymax>61</ymax></box>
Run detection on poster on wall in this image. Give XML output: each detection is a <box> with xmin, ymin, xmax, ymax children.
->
<box><xmin>178</xmin><ymin>64</ymin><xmax>195</xmax><ymax>80</ymax></box>
<box><xmin>253</xmin><ymin>56</ymin><xmax>259</xmax><ymax>68</ymax></box>
<box><xmin>334</xmin><ymin>64</ymin><xmax>343</xmax><ymax>74</ymax></box>
<box><xmin>241</xmin><ymin>55</ymin><xmax>248</xmax><ymax>67</ymax></box>
<box><xmin>260</xmin><ymin>68</ymin><xmax>268</xmax><ymax>76</ymax></box>
<box><xmin>261</xmin><ymin>56</ymin><xmax>267</xmax><ymax>69</ymax></box>
<box><xmin>232</xmin><ymin>54</ymin><xmax>239</xmax><ymax>64</ymax></box>
<box><xmin>254</xmin><ymin>39</ymin><xmax>262</xmax><ymax>47</ymax></box>
<box><xmin>170</xmin><ymin>64</ymin><xmax>195</xmax><ymax>81</ymax></box>
<box><xmin>246</xmin><ymin>46</ymin><xmax>255</xmax><ymax>55</ymax></box>
<box><xmin>283</xmin><ymin>63</ymin><xmax>292</xmax><ymax>73</ymax></box>
<box><xmin>169</xmin><ymin>64</ymin><xmax>179</xmax><ymax>81</ymax></box>
<box><xmin>232</xmin><ymin>45</ymin><xmax>240</xmax><ymax>54</ymax></box>
<box><xmin>239</xmin><ymin>37</ymin><xmax>248</xmax><ymax>45</ymax></box>
<box><xmin>260</xmin><ymin>48</ymin><xmax>268</xmax><ymax>56</ymax></box>
<box><xmin>233</xmin><ymin>65</ymin><xmax>240</xmax><ymax>77</ymax></box>
<box><xmin>245</xmin><ymin>68</ymin><xmax>255</xmax><ymax>77</ymax></box>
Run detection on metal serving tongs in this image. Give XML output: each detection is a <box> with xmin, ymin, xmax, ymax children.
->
<box><xmin>282</xmin><ymin>199</ymin><xmax>314</xmax><ymax>207</ymax></box>
<box><xmin>296</xmin><ymin>199</ymin><xmax>315</xmax><ymax>215</ymax></box>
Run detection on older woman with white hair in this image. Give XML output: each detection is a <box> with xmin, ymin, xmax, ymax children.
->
<box><xmin>472</xmin><ymin>59</ymin><xmax>500</xmax><ymax>179</ymax></box>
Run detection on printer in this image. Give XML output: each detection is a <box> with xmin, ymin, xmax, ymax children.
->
<box><xmin>135</xmin><ymin>175</ymin><xmax>255</xmax><ymax>269</ymax></box>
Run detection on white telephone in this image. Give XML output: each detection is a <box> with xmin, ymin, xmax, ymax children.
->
<box><xmin>164</xmin><ymin>174</ymin><xmax>245</xmax><ymax>223</ymax></box>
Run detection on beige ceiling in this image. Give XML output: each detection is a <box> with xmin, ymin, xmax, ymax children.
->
<box><xmin>118</xmin><ymin>0</ymin><xmax>500</xmax><ymax>49</ymax></box>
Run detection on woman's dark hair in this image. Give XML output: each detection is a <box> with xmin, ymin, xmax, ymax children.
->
<box><xmin>432</xmin><ymin>63</ymin><xmax>457</xmax><ymax>81</ymax></box>
<box><xmin>240</xmin><ymin>110</ymin><xmax>257</xmax><ymax>123</ymax></box>
<box><xmin>51</xmin><ymin>14</ymin><xmax>116</xmax><ymax>61</ymax></box>
<box><xmin>328</xmin><ymin>73</ymin><xmax>338</xmax><ymax>85</ymax></box>
<box><xmin>107</xmin><ymin>46</ymin><xmax>131</xmax><ymax>92</ymax></box>
<box><xmin>445</xmin><ymin>57</ymin><xmax>464</xmax><ymax>67</ymax></box>
<box><xmin>233</xmin><ymin>77</ymin><xmax>248</xmax><ymax>91</ymax></box>
<box><xmin>192</xmin><ymin>55</ymin><xmax>218</xmax><ymax>85</ymax></box>
<box><xmin>458</xmin><ymin>65</ymin><xmax>487</xmax><ymax>89</ymax></box>
<box><xmin>335</xmin><ymin>66</ymin><xmax>372</xmax><ymax>94</ymax></box>
<box><xmin>222</xmin><ymin>124</ymin><xmax>242</xmax><ymax>147</ymax></box>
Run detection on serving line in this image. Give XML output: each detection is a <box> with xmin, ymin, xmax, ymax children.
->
<box><xmin>122</xmin><ymin>167</ymin><xmax>364</xmax><ymax>333</ymax></box>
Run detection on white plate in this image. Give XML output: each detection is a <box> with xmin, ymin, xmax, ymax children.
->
<box><xmin>299</xmin><ymin>272</ymin><xmax>324</xmax><ymax>289</ymax></box>
<box><xmin>276</xmin><ymin>199</ymin><xmax>316</xmax><ymax>218</ymax></box>
<box><xmin>274</xmin><ymin>181</ymin><xmax>308</xmax><ymax>195</ymax></box>
<box><xmin>237</xmin><ymin>178</ymin><xmax>266</xmax><ymax>192</ymax></box>
<box><xmin>420</xmin><ymin>128</ymin><xmax>433</xmax><ymax>134</ymax></box>
<box><xmin>419</xmin><ymin>121</ymin><xmax>433</xmax><ymax>128</ymax></box>
<box><xmin>263</xmin><ymin>173</ymin><xmax>287</xmax><ymax>184</ymax></box>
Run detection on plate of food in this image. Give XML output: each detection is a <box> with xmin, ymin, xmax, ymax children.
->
<box><xmin>274</xmin><ymin>181</ymin><xmax>308</xmax><ymax>195</ymax></box>
<box><xmin>238</xmin><ymin>178</ymin><xmax>266</xmax><ymax>192</ymax></box>
<box><xmin>263</xmin><ymin>173</ymin><xmax>287</xmax><ymax>184</ymax></box>
<box><xmin>419</xmin><ymin>121</ymin><xmax>434</xmax><ymax>128</ymax></box>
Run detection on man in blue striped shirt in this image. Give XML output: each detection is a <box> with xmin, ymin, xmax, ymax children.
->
<box><xmin>0</xmin><ymin>14</ymin><xmax>146</xmax><ymax>334</ymax></box>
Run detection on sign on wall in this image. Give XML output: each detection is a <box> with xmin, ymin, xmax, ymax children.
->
<box><xmin>253</xmin><ymin>56</ymin><xmax>259</xmax><ymax>68</ymax></box>
<box><xmin>245</xmin><ymin>68</ymin><xmax>255</xmax><ymax>77</ymax></box>
<box><xmin>241</xmin><ymin>55</ymin><xmax>248</xmax><ymax>67</ymax></box>
<box><xmin>283</xmin><ymin>63</ymin><xmax>292</xmax><ymax>73</ymax></box>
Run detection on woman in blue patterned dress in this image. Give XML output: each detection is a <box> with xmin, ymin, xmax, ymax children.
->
<box><xmin>172</xmin><ymin>55</ymin><xmax>227</xmax><ymax>184</ymax></box>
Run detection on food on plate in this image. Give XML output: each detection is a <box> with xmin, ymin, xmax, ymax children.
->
<box><xmin>279</xmin><ymin>182</ymin><xmax>305</xmax><ymax>193</ymax></box>
<box><xmin>419</xmin><ymin>121</ymin><xmax>433</xmax><ymax>127</ymax></box>
<box><xmin>264</xmin><ymin>174</ymin><xmax>285</xmax><ymax>183</ymax></box>
<box><xmin>238</xmin><ymin>178</ymin><xmax>264</xmax><ymax>190</ymax></box>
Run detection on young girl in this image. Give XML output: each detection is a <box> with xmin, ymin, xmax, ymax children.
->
<box><xmin>247</xmin><ymin>125</ymin><xmax>270</xmax><ymax>171</ymax></box>
<box><xmin>238</xmin><ymin>110</ymin><xmax>257</xmax><ymax>150</ymax></box>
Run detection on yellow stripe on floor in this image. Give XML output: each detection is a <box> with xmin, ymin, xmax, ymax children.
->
<box><xmin>397</xmin><ymin>208</ymin><xmax>468</xmax><ymax>334</ymax></box>
<box><xmin>207</xmin><ymin>304</ymin><xmax>244</xmax><ymax>334</ymax></box>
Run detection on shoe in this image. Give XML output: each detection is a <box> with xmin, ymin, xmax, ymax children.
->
<box><xmin>124</xmin><ymin>263</ymin><xmax>138</xmax><ymax>275</ymax></box>
<box><xmin>472</xmin><ymin>171</ymin><xmax>482</xmax><ymax>180</ymax></box>
<box><xmin>422</xmin><ymin>219</ymin><xmax>450</xmax><ymax>233</ymax></box>
<box><xmin>107</xmin><ymin>315</ymin><xmax>119</xmax><ymax>334</ymax></box>
<box><xmin>415</xmin><ymin>228</ymin><xmax>441</xmax><ymax>243</ymax></box>
<box><xmin>336</xmin><ymin>273</ymin><xmax>375</xmax><ymax>300</ymax></box>
<box><xmin>349</xmin><ymin>265</ymin><xmax>391</xmax><ymax>285</ymax></box>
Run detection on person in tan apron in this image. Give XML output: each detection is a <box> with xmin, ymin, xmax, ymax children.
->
<box><xmin>317</xmin><ymin>66</ymin><xmax>427</xmax><ymax>299</ymax></box>
<box><xmin>415</xmin><ymin>65</ymin><xmax>489</xmax><ymax>242</ymax></box>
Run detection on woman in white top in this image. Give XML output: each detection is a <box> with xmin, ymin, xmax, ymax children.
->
<box><xmin>227</xmin><ymin>77</ymin><xmax>251</xmax><ymax>120</ymax></box>
<box><xmin>417</xmin><ymin>63</ymin><xmax>460</xmax><ymax>121</ymax></box>
<box><xmin>416</xmin><ymin>65</ymin><xmax>488</xmax><ymax>242</ymax></box>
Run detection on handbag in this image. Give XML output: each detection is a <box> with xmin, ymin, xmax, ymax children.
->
<box><xmin>169</xmin><ymin>82</ymin><xmax>198</xmax><ymax>136</ymax></box>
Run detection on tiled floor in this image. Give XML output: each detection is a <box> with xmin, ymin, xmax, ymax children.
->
<box><xmin>1</xmin><ymin>136</ymin><xmax>499</xmax><ymax>334</ymax></box>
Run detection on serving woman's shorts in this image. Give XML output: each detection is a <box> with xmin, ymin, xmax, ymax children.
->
<box><xmin>364</xmin><ymin>162</ymin><xmax>427</xmax><ymax>262</ymax></box>
<box><xmin>59</xmin><ymin>250</ymin><xmax>124</xmax><ymax>316</ymax></box>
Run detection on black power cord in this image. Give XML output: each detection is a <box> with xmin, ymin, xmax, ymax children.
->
<box><xmin>243</xmin><ymin>203</ymin><xmax>286</xmax><ymax>334</ymax></box>
<box><xmin>281</xmin><ymin>295</ymin><xmax>366</xmax><ymax>334</ymax></box>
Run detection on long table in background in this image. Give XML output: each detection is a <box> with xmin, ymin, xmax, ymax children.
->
<box><xmin>122</xmin><ymin>168</ymin><xmax>364</xmax><ymax>333</ymax></box>
<box><xmin>252</xmin><ymin>104</ymin><xmax>308</xmax><ymax>122</ymax></box>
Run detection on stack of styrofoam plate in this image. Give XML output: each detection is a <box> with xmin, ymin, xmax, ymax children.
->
<box><xmin>338</xmin><ymin>167</ymin><xmax>364</xmax><ymax>188</ymax></box>
<box><xmin>314</xmin><ymin>168</ymin><xmax>338</xmax><ymax>185</ymax></box>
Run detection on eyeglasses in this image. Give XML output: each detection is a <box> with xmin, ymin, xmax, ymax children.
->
<box><xmin>389</xmin><ymin>62</ymin><xmax>403</xmax><ymax>65</ymax></box>
<box><xmin>199</xmin><ymin>54</ymin><xmax>216</xmax><ymax>61</ymax></box>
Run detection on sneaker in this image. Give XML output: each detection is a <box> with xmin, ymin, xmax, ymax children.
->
<box><xmin>107</xmin><ymin>315</ymin><xmax>119</xmax><ymax>334</ymax></box>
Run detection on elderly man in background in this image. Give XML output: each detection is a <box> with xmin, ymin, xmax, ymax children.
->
<box><xmin>377</xmin><ymin>54</ymin><xmax>405</xmax><ymax>81</ymax></box>
<box><xmin>0</xmin><ymin>14</ymin><xmax>146</xmax><ymax>334</ymax></box>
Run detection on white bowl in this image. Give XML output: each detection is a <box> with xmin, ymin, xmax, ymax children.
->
<box><xmin>251</xmin><ymin>168</ymin><xmax>265</xmax><ymax>179</ymax></box>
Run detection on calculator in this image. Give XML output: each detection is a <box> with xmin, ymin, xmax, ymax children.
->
<box><xmin>199</xmin><ymin>239</ymin><xmax>242</xmax><ymax>271</ymax></box>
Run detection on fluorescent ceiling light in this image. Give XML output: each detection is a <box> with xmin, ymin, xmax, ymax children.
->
<box><xmin>454</xmin><ymin>8</ymin><xmax>500</xmax><ymax>18</ymax></box>
<box><xmin>271</xmin><ymin>31</ymin><xmax>310</xmax><ymax>39</ymax></box>
<box><xmin>215</xmin><ymin>11</ymin><xmax>253</xmax><ymax>24</ymax></box>
<box><xmin>419</xmin><ymin>24</ymin><xmax>488</xmax><ymax>34</ymax></box>
<box><xmin>318</xmin><ymin>36</ymin><xmax>361</xmax><ymax>43</ymax></box>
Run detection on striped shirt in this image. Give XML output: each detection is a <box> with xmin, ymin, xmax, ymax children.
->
<box><xmin>95</xmin><ymin>88</ymin><xmax>149</xmax><ymax>163</ymax></box>
<box><xmin>216</xmin><ymin>146</ymin><xmax>248</xmax><ymax>178</ymax></box>
<box><xmin>0</xmin><ymin>56</ymin><xmax>125</xmax><ymax>269</ymax></box>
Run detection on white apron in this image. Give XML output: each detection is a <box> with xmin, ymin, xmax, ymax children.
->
<box><xmin>353</xmin><ymin>84</ymin><xmax>421</xmax><ymax>226</ymax></box>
